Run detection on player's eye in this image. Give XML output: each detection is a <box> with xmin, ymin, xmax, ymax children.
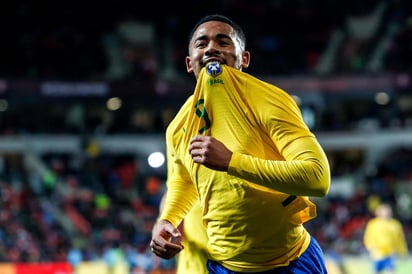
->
<box><xmin>195</xmin><ymin>41</ymin><xmax>207</xmax><ymax>48</ymax></box>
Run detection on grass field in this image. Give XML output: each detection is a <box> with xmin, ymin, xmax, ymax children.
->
<box><xmin>326</xmin><ymin>255</ymin><xmax>412</xmax><ymax>274</ymax></box>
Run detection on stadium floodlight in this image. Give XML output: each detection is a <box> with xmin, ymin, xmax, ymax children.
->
<box><xmin>147</xmin><ymin>151</ymin><xmax>165</xmax><ymax>168</ymax></box>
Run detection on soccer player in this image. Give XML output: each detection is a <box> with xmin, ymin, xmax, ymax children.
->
<box><xmin>363</xmin><ymin>203</ymin><xmax>409</xmax><ymax>274</ymax></box>
<box><xmin>151</xmin><ymin>14</ymin><xmax>331</xmax><ymax>273</ymax></box>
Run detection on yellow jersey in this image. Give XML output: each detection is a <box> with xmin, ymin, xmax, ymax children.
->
<box><xmin>161</xmin><ymin>63</ymin><xmax>330</xmax><ymax>272</ymax></box>
<box><xmin>363</xmin><ymin>217</ymin><xmax>409</xmax><ymax>259</ymax></box>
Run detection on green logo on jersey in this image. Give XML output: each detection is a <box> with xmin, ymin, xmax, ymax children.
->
<box><xmin>207</xmin><ymin>78</ymin><xmax>224</xmax><ymax>85</ymax></box>
<box><xmin>195</xmin><ymin>99</ymin><xmax>211</xmax><ymax>134</ymax></box>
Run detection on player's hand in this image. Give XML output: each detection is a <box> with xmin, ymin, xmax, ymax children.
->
<box><xmin>150</xmin><ymin>219</ymin><xmax>183</xmax><ymax>259</ymax></box>
<box><xmin>189</xmin><ymin>135</ymin><xmax>233</xmax><ymax>171</ymax></box>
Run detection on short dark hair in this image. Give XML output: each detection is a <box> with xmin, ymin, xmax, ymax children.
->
<box><xmin>188</xmin><ymin>14</ymin><xmax>246</xmax><ymax>50</ymax></box>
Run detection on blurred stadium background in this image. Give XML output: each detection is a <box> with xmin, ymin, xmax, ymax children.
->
<box><xmin>1</xmin><ymin>0</ymin><xmax>412</xmax><ymax>273</ymax></box>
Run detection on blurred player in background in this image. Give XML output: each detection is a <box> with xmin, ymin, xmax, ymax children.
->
<box><xmin>363</xmin><ymin>203</ymin><xmax>409</xmax><ymax>274</ymax></box>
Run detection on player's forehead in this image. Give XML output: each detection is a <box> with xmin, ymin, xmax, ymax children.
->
<box><xmin>191</xmin><ymin>21</ymin><xmax>236</xmax><ymax>42</ymax></box>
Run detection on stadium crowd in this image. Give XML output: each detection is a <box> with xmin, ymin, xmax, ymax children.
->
<box><xmin>2</xmin><ymin>0</ymin><xmax>412</xmax><ymax>80</ymax></box>
<box><xmin>0</xmin><ymin>133</ymin><xmax>411</xmax><ymax>272</ymax></box>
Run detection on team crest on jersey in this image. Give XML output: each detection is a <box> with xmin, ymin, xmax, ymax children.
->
<box><xmin>206</xmin><ymin>62</ymin><xmax>222</xmax><ymax>77</ymax></box>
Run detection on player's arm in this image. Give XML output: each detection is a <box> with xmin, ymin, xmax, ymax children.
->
<box><xmin>160</xmin><ymin>137</ymin><xmax>198</xmax><ymax>227</ymax></box>
<box><xmin>395</xmin><ymin>221</ymin><xmax>409</xmax><ymax>257</ymax></box>
<box><xmin>151</xmin><ymin>128</ymin><xmax>198</xmax><ymax>260</ymax></box>
<box><xmin>189</xmin><ymin>106</ymin><xmax>330</xmax><ymax>197</ymax></box>
<box><xmin>231</xmin><ymin>90</ymin><xmax>330</xmax><ymax>197</ymax></box>
<box><xmin>189</xmin><ymin>132</ymin><xmax>329</xmax><ymax>197</ymax></box>
<box><xmin>228</xmin><ymin>135</ymin><xmax>330</xmax><ymax>197</ymax></box>
<box><xmin>362</xmin><ymin>221</ymin><xmax>374</xmax><ymax>251</ymax></box>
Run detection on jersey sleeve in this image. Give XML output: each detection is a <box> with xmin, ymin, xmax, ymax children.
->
<box><xmin>159</xmin><ymin>149</ymin><xmax>198</xmax><ymax>226</ymax></box>
<box><xmin>394</xmin><ymin>220</ymin><xmax>409</xmax><ymax>257</ymax></box>
<box><xmin>159</xmin><ymin>100</ymin><xmax>199</xmax><ymax>227</ymax></box>
<box><xmin>227</xmin><ymin>84</ymin><xmax>330</xmax><ymax>197</ymax></box>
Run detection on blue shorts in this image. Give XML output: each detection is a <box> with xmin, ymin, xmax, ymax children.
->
<box><xmin>373</xmin><ymin>256</ymin><xmax>395</xmax><ymax>273</ymax></box>
<box><xmin>207</xmin><ymin>237</ymin><xmax>328</xmax><ymax>273</ymax></box>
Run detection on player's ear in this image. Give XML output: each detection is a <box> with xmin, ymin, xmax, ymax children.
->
<box><xmin>185</xmin><ymin>56</ymin><xmax>193</xmax><ymax>73</ymax></box>
<box><xmin>241</xmin><ymin>51</ymin><xmax>251</xmax><ymax>69</ymax></box>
